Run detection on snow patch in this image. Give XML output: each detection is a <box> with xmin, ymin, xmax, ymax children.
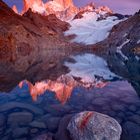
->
<box><xmin>64</xmin><ymin>53</ymin><xmax>118</xmax><ymax>84</ymax></box>
<box><xmin>137</xmin><ymin>39</ymin><xmax>140</xmax><ymax>44</ymax></box>
<box><xmin>116</xmin><ymin>39</ymin><xmax>130</xmax><ymax>60</ymax></box>
<box><xmin>123</xmin><ymin>33</ymin><xmax>127</xmax><ymax>37</ymax></box>
<box><xmin>32</xmin><ymin>2</ymin><xmax>46</xmax><ymax>14</ymax></box>
<box><xmin>135</xmin><ymin>56</ymin><xmax>140</xmax><ymax>61</ymax></box>
<box><xmin>65</xmin><ymin>12</ymin><xmax>122</xmax><ymax>45</ymax></box>
<box><xmin>46</xmin><ymin>1</ymin><xmax>64</xmax><ymax>11</ymax></box>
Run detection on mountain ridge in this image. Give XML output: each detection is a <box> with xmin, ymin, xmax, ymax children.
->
<box><xmin>12</xmin><ymin>0</ymin><xmax>117</xmax><ymax>20</ymax></box>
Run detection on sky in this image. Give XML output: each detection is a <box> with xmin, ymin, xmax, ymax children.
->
<box><xmin>3</xmin><ymin>0</ymin><xmax>140</xmax><ymax>15</ymax></box>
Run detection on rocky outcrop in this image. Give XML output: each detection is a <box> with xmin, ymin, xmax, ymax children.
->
<box><xmin>67</xmin><ymin>111</ymin><xmax>122</xmax><ymax>140</ymax></box>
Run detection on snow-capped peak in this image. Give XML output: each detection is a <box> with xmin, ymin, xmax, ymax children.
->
<box><xmin>19</xmin><ymin>0</ymin><xmax>78</xmax><ymax>20</ymax></box>
<box><xmin>64</xmin><ymin>4</ymin><xmax>126</xmax><ymax>45</ymax></box>
<box><xmin>13</xmin><ymin>0</ymin><xmax>114</xmax><ymax>21</ymax></box>
<box><xmin>12</xmin><ymin>5</ymin><xmax>18</xmax><ymax>14</ymax></box>
<box><xmin>79</xmin><ymin>2</ymin><xmax>95</xmax><ymax>12</ymax></box>
<box><xmin>22</xmin><ymin>0</ymin><xmax>46</xmax><ymax>15</ymax></box>
<box><xmin>12</xmin><ymin>0</ymin><xmax>126</xmax><ymax>46</ymax></box>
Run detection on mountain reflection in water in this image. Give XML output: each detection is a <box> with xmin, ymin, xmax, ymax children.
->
<box><xmin>19</xmin><ymin>75</ymin><xmax>108</xmax><ymax>104</ymax></box>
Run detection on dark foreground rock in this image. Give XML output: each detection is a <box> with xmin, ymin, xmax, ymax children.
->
<box><xmin>67</xmin><ymin>111</ymin><xmax>122</xmax><ymax>140</ymax></box>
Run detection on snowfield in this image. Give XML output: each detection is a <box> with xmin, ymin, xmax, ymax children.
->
<box><xmin>65</xmin><ymin>12</ymin><xmax>122</xmax><ymax>45</ymax></box>
<box><xmin>64</xmin><ymin>53</ymin><xmax>118</xmax><ymax>83</ymax></box>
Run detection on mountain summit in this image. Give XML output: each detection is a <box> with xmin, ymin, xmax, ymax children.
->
<box><xmin>13</xmin><ymin>0</ymin><xmax>78</xmax><ymax>20</ymax></box>
<box><xmin>12</xmin><ymin>0</ymin><xmax>114</xmax><ymax>20</ymax></box>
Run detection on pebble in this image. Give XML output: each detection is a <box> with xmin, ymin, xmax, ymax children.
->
<box><xmin>128</xmin><ymin>115</ymin><xmax>140</xmax><ymax>125</ymax></box>
<box><xmin>0</xmin><ymin>102</ymin><xmax>44</xmax><ymax>115</ymax></box>
<box><xmin>30</xmin><ymin>128</ymin><xmax>39</xmax><ymax>134</ymax></box>
<box><xmin>55</xmin><ymin>114</ymin><xmax>73</xmax><ymax>140</ymax></box>
<box><xmin>8</xmin><ymin>112</ymin><xmax>33</xmax><ymax>126</ymax></box>
<box><xmin>123</xmin><ymin>121</ymin><xmax>140</xmax><ymax>135</ymax></box>
<box><xmin>108</xmin><ymin>111</ymin><xmax>116</xmax><ymax>117</ymax></box>
<box><xmin>92</xmin><ymin>98</ymin><xmax>109</xmax><ymax>106</ymax></box>
<box><xmin>136</xmin><ymin>111</ymin><xmax>140</xmax><ymax>115</ymax></box>
<box><xmin>0</xmin><ymin>114</ymin><xmax>6</xmax><ymax>127</ymax></box>
<box><xmin>129</xmin><ymin>105</ymin><xmax>137</xmax><ymax>112</ymax></box>
<box><xmin>33</xmin><ymin>133</ymin><xmax>53</xmax><ymax>140</ymax></box>
<box><xmin>111</xmin><ymin>104</ymin><xmax>126</xmax><ymax>111</ymax></box>
<box><xmin>102</xmin><ymin>105</ymin><xmax>111</xmax><ymax>111</ymax></box>
<box><xmin>117</xmin><ymin>112</ymin><xmax>126</xmax><ymax>119</ymax></box>
<box><xmin>30</xmin><ymin>121</ymin><xmax>47</xmax><ymax>129</ymax></box>
<box><xmin>44</xmin><ymin>116</ymin><xmax>61</xmax><ymax>132</ymax></box>
<box><xmin>125</xmin><ymin>111</ymin><xmax>134</xmax><ymax>116</ymax></box>
<box><xmin>12</xmin><ymin>127</ymin><xmax>29</xmax><ymax>138</ymax></box>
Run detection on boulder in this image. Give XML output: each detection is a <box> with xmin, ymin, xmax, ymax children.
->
<box><xmin>67</xmin><ymin>111</ymin><xmax>122</xmax><ymax>140</ymax></box>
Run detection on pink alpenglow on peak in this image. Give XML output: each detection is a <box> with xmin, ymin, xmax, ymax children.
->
<box><xmin>18</xmin><ymin>74</ymin><xmax>109</xmax><ymax>104</ymax></box>
<box><xmin>12</xmin><ymin>5</ymin><xmax>18</xmax><ymax>14</ymax></box>
<box><xmin>19</xmin><ymin>0</ymin><xmax>78</xmax><ymax>20</ymax></box>
<box><xmin>22</xmin><ymin>0</ymin><xmax>46</xmax><ymax>14</ymax></box>
<box><xmin>12</xmin><ymin>0</ymin><xmax>115</xmax><ymax>21</ymax></box>
<box><xmin>18</xmin><ymin>75</ymin><xmax>77</xmax><ymax>104</ymax></box>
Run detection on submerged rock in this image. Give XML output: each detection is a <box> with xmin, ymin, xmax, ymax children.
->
<box><xmin>67</xmin><ymin>111</ymin><xmax>122</xmax><ymax>140</ymax></box>
<box><xmin>8</xmin><ymin>112</ymin><xmax>33</xmax><ymax>126</ymax></box>
<box><xmin>55</xmin><ymin>114</ymin><xmax>73</xmax><ymax>140</ymax></box>
<box><xmin>0</xmin><ymin>102</ymin><xmax>44</xmax><ymax>115</ymax></box>
<box><xmin>32</xmin><ymin>132</ymin><xmax>53</xmax><ymax>140</ymax></box>
<box><xmin>0</xmin><ymin>114</ymin><xmax>6</xmax><ymax>127</ymax></box>
<box><xmin>12</xmin><ymin>127</ymin><xmax>29</xmax><ymax>138</ymax></box>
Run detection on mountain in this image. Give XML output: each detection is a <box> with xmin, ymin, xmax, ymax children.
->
<box><xmin>15</xmin><ymin>0</ymin><xmax>124</xmax><ymax>21</ymax></box>
<box><xmin>0</xmin><ymin>0</ymin><xmax>130</xmax><ymax>90</ymax></box>
<box><xmin>1</xmin><ymin>0</ymin><xmax>140</xmax><ymax>96</ymax></box>
<box><xmin>20</xmin><ymin>0</ymin><xmax>78</xmax><ymax>20</ymax></box>
<box><xmin>45</xmin><ymin>0</ymin><xmax>78</xmax><ymax>20</ymax></box>
<box><xmin>17</xmin><ymin>0</ymin><xmax>127</xmax><ymax>46</ymax></box>
<box><xmin>22</xmin><ymin>0</ymin><xmax>46</xmax><ymax>14</ymax></box>
<box><xmin>65</xmin><ymin>5</ymin><xmax>126</xmax><ymax>45</ymax></box>
<box><xmin>0</xmin><ymin>0</ymin><xmax>81</xmax><ymax>91</ymax></box>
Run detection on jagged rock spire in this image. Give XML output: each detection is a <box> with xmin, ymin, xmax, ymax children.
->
<box><xmin>12</xmin><ymin>5</ymin><xmax>18</xmax><ymax>14</ymax></box>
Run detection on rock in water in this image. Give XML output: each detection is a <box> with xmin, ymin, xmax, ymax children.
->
<box><xmin>32</xmin><ymin>132</ymin><xmax>53</xmax><ymax>140</ymax></box>
<box><xmin>67</xmin><ymin>111</ymin><xmax>122</xmax><ymax>140</ymax></box>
